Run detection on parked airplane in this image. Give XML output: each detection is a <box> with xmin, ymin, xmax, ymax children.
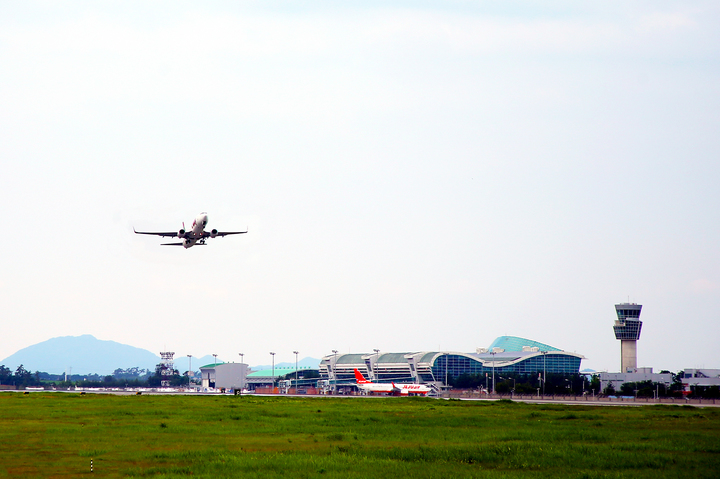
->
<box><xmin>134</xmin><ymin>212</ymin><xmax>247</xmax><ymax>249</ymax></box>
<box><xmin>354</xmin><ymin>368</ymin><xmax>433</xmax><ymax>396</ymax></box>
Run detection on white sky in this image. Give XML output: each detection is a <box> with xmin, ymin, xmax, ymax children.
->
<box><xmin>2</xmin><ymin>1</ymin><xmax>719</xmax><ymax>373</ymax></box>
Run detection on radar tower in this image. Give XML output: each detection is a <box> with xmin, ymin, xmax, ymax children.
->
<box><xmin>160</xmin><ymin>351</ymin><xmax>175</xmax><ymax>387</ymax></box>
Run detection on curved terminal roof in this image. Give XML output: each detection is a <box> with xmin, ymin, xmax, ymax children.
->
<box><xmin>376</xmin><ymin>353</ymin><xmax>412</xmax><ymax>364</ymax></box>
<box><xmin>488</xmin><ymin>336</ymin><xmax>560</xmax><ymax>352</ymax></box>
<box><xmin>199</xmin><ymin>362</ymin><xmax>226</xmax><ymax>369</ymax></box>
<box><xmin>419</xmin><ymin>352</ymin><xmax>439</xmax><ymax>364</ymax></box>
<box><xmin>335</xmin><ymin>354</ymin><xmax>367</xmax><ymax>365</ymax></box>
<box><xmin>321</xmin><ymin>337</ymin><xmax>581</xmax><ymax>376</ymax></box>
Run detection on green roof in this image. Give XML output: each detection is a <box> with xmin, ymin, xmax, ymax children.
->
<box><xmin>378</xmin><ymin>353</ymin><xmax>413</xmax><ymax>363</ymax></box>
<box><xmin>333</xmin><ymin>353</ymin><xmax>414</xmax><ymax>364</ymax></box>
<box><xmin>247</xmin><ymin>366</ymin><xmax>316</xmax><ymax>377</ymax></box>
<box><xmin>419</xmin><ymin>352</ymin><xmax>440</xmax><ymax>364</ymax></box>
<box><xmin>336</xmin><ymin>354</ymin><xmax>367</xmax><ymax>365</ymax></box>
<box><xmin>198</xmin><ymin>362</ymin><xmax>226</xmax><ymax>369</ymax></box>
<box><xmin>488</xmin><ymin>336</ymin><xmax>560</xmax><ymax>352</ymax></box>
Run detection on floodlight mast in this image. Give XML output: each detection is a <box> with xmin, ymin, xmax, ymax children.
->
<box><xmin>187</xmin><ymin>354</ymin><xmax>192</xmax><ymax>389</ymax></box>
<box><xmin>293</xmin><ymin>351</ymin><xmax>299</xmax><ymax>393</ymax></box>
<box><xmin>373</xmin><ymin>349</ymin><xmax>380</xmax><ymax>382</ymax></box>
<box><xmin>490</xmin><ymin>351</ymin><xmax>496</xmax><ymax>394</ymax></box>
<box><xmin>238</xmin><ymin>353</ymin><xmax>244</xmax><ymax>396</ymax></box>
<box><xmin>445</xmin><ymin>352</ymin><xmax>448</xmax><ymax>390</ymax></box>
<box><xmin>331</xmin><ymin>350</ymin><xmax>338</xmax><ymax>393</ymax></box>
<box><xmin>540</xmin><ymin>351</ymin><xmax>548</xmax><ymax>396</ymax></box>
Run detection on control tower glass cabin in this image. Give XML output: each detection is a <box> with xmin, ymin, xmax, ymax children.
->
<box><xmin>613</xmin><ymin>303</ymin><xmax>642</xmax><ymax>373</ymax></box>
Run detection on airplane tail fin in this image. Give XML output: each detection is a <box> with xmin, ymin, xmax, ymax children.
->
<box><xmin>354</xmin><ymin>368</ymin><xmax>370</xmax><ymax>384</ymax></box>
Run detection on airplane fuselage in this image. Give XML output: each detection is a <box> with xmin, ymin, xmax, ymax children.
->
<box><xmin>356</xmin><ymin>382</ymin><xmax>432</xmax><ymax>396</ymax></box>
<box><xmin>354</xmin><ymin>368</ymin><xmax>432</xmax><ymax>396</ymax></box>
<box><xmin>180</xmin><ymin>213</ymin><xmax>209</xmax><ymax>248</ymax></box>
<box><xmin>191</xmin><ymin>213</ymin><xmax>208</xmax><ymax>235</ymax></box>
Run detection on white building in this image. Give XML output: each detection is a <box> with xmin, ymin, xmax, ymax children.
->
<box><xmin>599</xmin><ymin>367</ymin><xmax>672</xmax><ymax>393</ymax></box>
<box><xmin>681</xmin><ymin>369</ymin><xmax>720</xmax><ymax>393</ymax></box>
<box><xmin>199</xmin><ymin>362</ymin><xmax>249</xmax><ymax>390</ymax></box>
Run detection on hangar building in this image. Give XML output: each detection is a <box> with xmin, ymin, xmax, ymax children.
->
<box><xmin>199</xmin><ymin>362</ymin><xmax>249</xmax><ymax>390</ymax></box>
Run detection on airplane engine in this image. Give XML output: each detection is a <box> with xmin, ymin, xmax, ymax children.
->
<box><xmin>210</xmin><ymin>229</ymin><xmax>218</xmax><ymax>238</ymax></box>
<box><xmin>178</xmin><ymin>229</ymin><xmax>185</xmax><ymax>237</ymax></box>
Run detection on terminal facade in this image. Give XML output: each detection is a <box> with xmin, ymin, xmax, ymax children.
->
<box><xmin>319</xmin><ymin>336</ymin><xmax>585</xmax><ymax>389</ymax></box>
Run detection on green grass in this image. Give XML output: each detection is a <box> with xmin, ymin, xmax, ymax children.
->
<box><xmin>1</xmin><ymin>393</ymin><xmax>719</xmax><ymax>478</ymax></box>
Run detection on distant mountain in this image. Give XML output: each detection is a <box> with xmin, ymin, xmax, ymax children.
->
<box><xmin>0</xmin><ymin>335</ymin><xmax>321</xmax><ymax>376</ymax></box>
<box><xmin>0</xmin><ymin>335</ymin><xmax>161</xmax><ymax>375</ymax></box>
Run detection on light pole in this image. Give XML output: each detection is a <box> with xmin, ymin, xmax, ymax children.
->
<box><xmin>373</xmin><ymin>349</ymin><xmax>380</xmax><ymax>382</ymax></box>
<box><xmin>270</xmin><ymin>352</ymin><xmax>275</xmax><ymax>392</ymax></box>
<box><xmin>540</xmin><ymin>351</ymin><xmax>548</xmax><ymax>397</ymax></box>
<box><xmin>187</xmin><ymin>354</ymin><xmax>192</xmax><ymax>389</ymax></box>
<box><xmin>212</xmin><ymin>354</ymin><xmax>218</xmax><ymax>389</ymax></box>
<box><xmin>500</xmin><ymin>376</ymin><xmax>516</xmax><ymax>397</ymax></box>
<box><xmin>490</xmin><ymin>351</ymin><xmax>496</xmax><ymax>394</ymax></box>
<box><xmin>293</xmin><ymin>351</ymin><xmax>299</xmax><ymax>394</ymax></box>
<box><xmin>331</xmin><ymin>350</ymin><xmax>338</xmax><ymax>394</ymax></box>
<box><xmin>238</xmin><ymin>353</ymin><xmax>244</xmax><ymax>395</ymax></box>
<box><xmin>445</xmin><ymin>353</ymin><xmax>448</xmax><ymax>391</ymax></box>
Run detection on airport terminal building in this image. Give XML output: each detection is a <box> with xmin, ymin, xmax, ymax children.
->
<box><xmin>319</xmin><ymin>336</ymin><xmax>584</xmax><ymax>389</ymax></box>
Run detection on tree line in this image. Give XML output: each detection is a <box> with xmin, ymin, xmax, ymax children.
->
<box><xmin>0</xmin><ymin>364</ymin><xmax>191</xmax><ymax>389</ymax></box>
<box><xmin>0</xmin><ymin>365</ymin><xmax>43</xmax><ymax>388</ymax></box>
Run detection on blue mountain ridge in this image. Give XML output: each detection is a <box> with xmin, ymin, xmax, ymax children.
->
<box><xmin>0</xmin><ymin>335</ymin><xmax>320</xmax><ymax>375</ymax></box>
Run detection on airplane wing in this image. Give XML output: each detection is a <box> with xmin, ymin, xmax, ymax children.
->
<box><xmin>214</xmin><ymin>231</ymin><xmax>248</xmax><ymax>237</ymax></box>
<box><xmin>201</xmin><ymin>230</ymin><xmax>249</xmax><ymax>238</ymax></box>
<box><xmin>133</xmin><ymin>228</ymin><xmax>179</xmax><ymax>238</ymax></box>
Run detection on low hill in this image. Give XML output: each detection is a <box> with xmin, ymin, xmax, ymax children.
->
<box><xmin>0</xmin><ymin>335</ymin><xmax>161</xmax><ymax>376</ymax></box>
<box><xmin>0</xmin><ymin>335</ymin><xmax>321</xmax><ymax>376</ymax></box>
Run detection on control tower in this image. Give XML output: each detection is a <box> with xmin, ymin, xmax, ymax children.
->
<box><xmin>613</xmin><ymin>303</ymin><xmax>642</xmax><ymax>373</ymax></box>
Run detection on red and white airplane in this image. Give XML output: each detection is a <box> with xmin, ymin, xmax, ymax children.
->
<box><xmin>354</xmin><ymin>368</ymin><xmax>433</xmax><ymax>396</ymax></box>
<box><xmin>134</xmin><ymin>212</ymin><xmax>247</xmax><ymax>249</ymax></box>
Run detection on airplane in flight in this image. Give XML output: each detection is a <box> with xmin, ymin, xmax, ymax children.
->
<box><xmin>354</xmin><ymin>368</ymin><xmax>433</xmax><ymax>396</ymax></box>
<box><xmin>134</xmin><ymin>212</ymin><xmax>247</xmax><ymax>249</ymax></box>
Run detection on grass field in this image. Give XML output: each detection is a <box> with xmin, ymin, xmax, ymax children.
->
<box><xmin>1</xmin><ymin>393</ymin><xmax>719</xmax><ymax>478</ymax></box>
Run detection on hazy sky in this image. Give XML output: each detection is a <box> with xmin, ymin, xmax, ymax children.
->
<box><xmin>2</xmin><ymin>1</ymin><xmax>719</xmax><ymax>374</ymax></box>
